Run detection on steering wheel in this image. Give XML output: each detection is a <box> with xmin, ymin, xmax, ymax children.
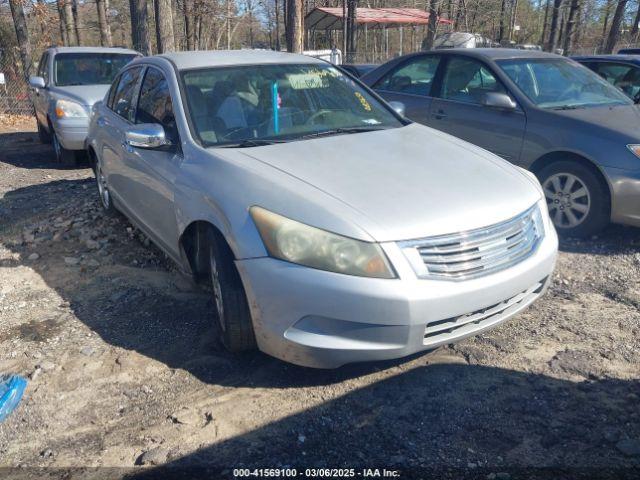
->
<box><xmin>306</xmin><ymin>109</ymin><xmax>334</xmax><ymax>126</ymax></box>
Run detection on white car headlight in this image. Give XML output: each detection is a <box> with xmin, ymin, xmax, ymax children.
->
<box><xmin>55</xmin><ymin>99</ymin><xmax>87</xmax><ymax>118</ymax></box>
<box><xmin>627</xmin><ymin>144</ymin><xmax>640</xmax><ymax>159</ymax></box>
<box><xmin>250</xmin><ymin>206</ymin><xmax>395</xmax><ymax>279</ymax></box>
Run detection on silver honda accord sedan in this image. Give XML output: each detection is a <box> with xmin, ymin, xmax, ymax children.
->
<box><xmin>86</xmin><ymin>50</ymin><xmax>558</xmax><ymax>368</ymax></box>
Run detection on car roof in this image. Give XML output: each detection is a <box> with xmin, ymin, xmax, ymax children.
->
<box><xmin>158</xmin><ymin>49</ymin><xmax>325</xmax><ymax>70</ymax></box>
<box><xmin>423</xmin><ymin>48</ymin><xmax>563</xmax><ymax>61</ymax></box>
<box><xmin>572</xmin><ymin>54</ymin><xmax>640</xmax><ymax>64</ymax></box>
<box><xmin>47</xmin><ymin>46</ymin><xmax>140</xmax><ymax>56</ymax></box>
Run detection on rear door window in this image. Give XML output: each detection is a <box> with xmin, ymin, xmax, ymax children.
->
<box><xmin>374</xmin><ymin>56</ymin><xmax>440</xmax><ymax>97</ymax></box>
<box><xmin>441</xmin><ymin>57</ymin><xmax>508</xmax><ymax>105</ymax></box>
<box><xmin>592</xmin><ymin>62</ymin><xmax>640</xmax><ymax>100</ymax></box>
<box><xmin>110</xmin><ymin>66</ymin><xmax>143</xmax><ymax>122</ymax></box>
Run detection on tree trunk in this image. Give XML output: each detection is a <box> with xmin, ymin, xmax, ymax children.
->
<box><xmin>540</xmin><ymin>0</ymin><xmax>550</xmax><ymax>46</ymax></box>
<box><xmin>346</xmin><ymin>0</ymin><xmax>357</xmax><ymax>61</ymax></box>
<box><xmin>73</xmin><ymin>0</ymin><xmax>83</xmax><ymax>45</ymax></box>
<box><xmin>562</xmin><ymin>0</ymin><xmax>579</xmax><ymax>56</ymax></box>
<box><xmin>604</xmin><ymin>0</ymin><xmax>628</xmax><ymax>54</ymax></box>
<box><xmin>154</xmin><ymin>0</ymin><xmax>175</xmax><ymax>52</ymax></box>
<box><xmin>544</xmin><ymin>0</ymin><xmax>563</xmax><ymax>52</ymax></box>
<box><xmin>130</xmin><ymin>0</ymin><xmax>151</xmax><ymax>54</ymax></box>
<box><xmin>285</xmin><ymin>0</ymin><xmax>303</xmax><ymax>53</ymax></box>
<box><xmin>8</xmin><ymin>0</ymin><xmax>33</xmax><ymax>82</ymax></box>
<box><xmin>631</xmin><ymin>1</ymin><xmax>640</xmax><ymax>39</ymax></box>
<box><xmin>423</xmin><ymin>0</ymin><xmax>439</xmax><ymax>50</ymax></box>
<box><xmin>184</xmin><ymin>0</ymin><xmax>195</xmax><ymax>50</ymax></box>
<box><xmin>63</xmin><ymin>0</ymin><xmax>78</xmax><ymax>46</ymax></box>
<box><xmin>57</xmin><ymin>0</ymin><xmax>69</xmax><ymax>46</ymax></box>
<box><xmin>96</xmin><ymin>0</ymin><xmax>112</xmax><ymax>46</ymax></box>
<box><xmin>275</xmin><ymin>0</ymin><xmax>281</xmax><ymax>51</ymax></box>
<box><xmin>498</xmin><ymin>0</ymin><xmax>507</xmax><ymax>43</ymax></box>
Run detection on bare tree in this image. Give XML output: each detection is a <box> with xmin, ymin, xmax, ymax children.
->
<box><xmin>544</xmin><ymin>0</ymin><xmax>563</xmax><ymax>52</ymax></box>
<box><xmin>423</xmin><ymin>0</ymin><xmax>439</xmax><ymax>50</ymax></box>
<box><xmin>96</xmin><ymin>0</ymin><xmax>113</xmax><ymax>46</ymax></box>
<box><xmin>346</xmin><ymin>0</ymin><xmax>357</xmax><ymax>60</ymax></box>
<box><xmin>562</xmin><ymin>0</ymin><xmax>580</xmax><ymax>55</ymax></box>
<box><xmin>540</xmin><ymin>0</ymin><xmax>550</xmax><ymax>46</ymax></box>
<box><xmin>57</xmin><ymin>0</ymin><xmax>70</xmax><ymax>46</ymax></box>
<box><xmin>130</xmin><ymin>0</ymin><xmax>151</xmax><ymax>54</ymax></box>
<box><xmin>63</xmin><ymin>0</ymin><xmax>78</xmax><ymax>46</ymax></box>
<box><xmin>154</xmin><ymin>0</ymin><xmax>175</xmax><ymax>52</ymax></box>
<box><xmin>184</xmin><ymin>0</ymin><xmax>196</xmax><ymax>49</ymax></box>
<box><xmin>8</xmin><ymin>0</ymin><xmax>33</xmax><ymax>81</ymax></box>
<box><xmin>72</xmin><ymin>0</ymin><xmax>83</xmax><ymax>45</ymax></box>
<box><xmin>631</xmin><ymin>0</ymin><xmax>640</xmax><ymax>41</ymax></box>
<box><xmin>604</xmin><ymin>0</ymin><xmax>628</xmax><ymax>53</ymax></box>
<box><xmin>285</xmin><ymin>0</ymin><xmax>303</xmax><ymax>52</ymax></box>
<box><xmin>498</xmin><ymin>0</ymin><xmax>507</xmax><ymax>43</ymax></box>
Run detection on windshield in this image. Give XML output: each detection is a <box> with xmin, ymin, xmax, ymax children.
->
<box><xmin>54</xmin><ymin>53</ymin><xmax>138</xmax><ymax>86</ymax></box>
<box><xmin>497</xmin><ymin>58</ymin><xmax>632</xmax><ymax>109</ymax></box>
<box><xmin>181</xmin><ymin>63</ymin><xmax>403</xmax><ymax>147</ymax></box>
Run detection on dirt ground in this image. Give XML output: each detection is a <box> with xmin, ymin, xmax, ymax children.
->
<box><xmin>0</xmin><ymin>116</ymin><xmax>639</xmax><ymax>480</ymax></box>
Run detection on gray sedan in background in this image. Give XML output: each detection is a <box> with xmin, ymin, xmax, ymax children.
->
<box><xmin>29</xmin><ymin>46</ymin><xmax>140</xmax><ymax>164</ymax></box>
<box><xmin>363</xmin><ymin>49</ymin><xmax>640</xmax><ymax>237</ymax></box>
<box><xmin>86</xmin><ymin>50</ymin><xmax>557</xmax><ymax>368</ymax></box>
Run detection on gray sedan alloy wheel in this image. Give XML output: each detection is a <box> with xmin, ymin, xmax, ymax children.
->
<box><xmin>543</xmin><ymin>172</ymin><xmax>591</xmax><ymax>229</ymax></box>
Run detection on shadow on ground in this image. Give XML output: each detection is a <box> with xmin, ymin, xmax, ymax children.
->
<box><xmin>126</xmin><ymin>364</ymin><xmax>640</xmax><ymax>479</ymax></box>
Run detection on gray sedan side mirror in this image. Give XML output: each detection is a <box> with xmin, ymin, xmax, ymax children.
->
<box><xmin>482</xmin><ymin>92</ymin><xmax>517</xmax><ymax>110</ymax></box>
<box><xmin>388</xmin><ymin>101</ymin><xmax>406</xmax><ymax>117</ymax></box>
<box><xmin>29</xmin><ymin>76</ymin><xmax>45</xmax><ymax>89</ymax></box>
<box><xmin>125</xmin><ymin>123</ymin><xmax>169</xmax><ymax>149</ymax></box>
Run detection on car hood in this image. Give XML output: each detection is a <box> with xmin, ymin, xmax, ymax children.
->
<box><xmin>238</xmin><ymin>123</ymin><xmax>541</xmax><ymax>242</ymax></box>
<box><xmin>50</xmin><ymin>84</ymin><xmax>110</xmax><ymax>106</ymax></box>
<box><xmin>551</xmin><ymin>103</ymin><xmax>640</xmax><ymax>139</ymax></box>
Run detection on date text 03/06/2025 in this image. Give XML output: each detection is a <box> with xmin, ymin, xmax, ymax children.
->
<box><xmin>233</xmin><ymin>468</ymin><xmax>402</xmax><ymax>478</ymax></box>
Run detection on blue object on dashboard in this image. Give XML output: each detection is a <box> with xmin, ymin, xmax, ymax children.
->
<box><xmin>0</xmin><ymin>375</ymin><xmax>27</xmax><ymax>422</ymax></box>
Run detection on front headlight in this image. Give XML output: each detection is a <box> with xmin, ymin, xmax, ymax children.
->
<box><xmin>250</xmin><ymin>206</ymin><xmax>396</xmax><ymax>279</ymax></box>
<box><xmin>627</xmin><ymin>144</ymin><xmax>640</xmax><ymax>159</ymax></box>
<box><xmin>55</xmin><ymin>99</ymin><xmax>87</xmax><ymax>118</ymax></box>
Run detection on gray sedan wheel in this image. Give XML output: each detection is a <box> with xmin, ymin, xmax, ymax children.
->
<box><xmin>208</xmin><ymin>233</ymin><xmax>256</xmax><ymax>352</ymax></box>
<box><xmin>538</xmin><ymin>161</ymin><xmax>609</xmax><ymax>237</ymax></box>
<box><xmin>95</xmin><ymin>157</ymin><xmax>117</xmax><ymax>215</ymax></box>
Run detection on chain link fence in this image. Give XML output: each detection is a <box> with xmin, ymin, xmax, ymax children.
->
<box><xmin>0</xmin><ymin>51</ymin><xmax>33</xmax><ymax>116</ymax></box>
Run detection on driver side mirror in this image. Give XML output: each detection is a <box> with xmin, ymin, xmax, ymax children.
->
<box><xmin>481</xmin><ymin>92</ymin><xmax>517</xmax><ymax>110</ymax></box>
<box><xmin>388</xmin><ymin>101</ymin><xmax>406</xmax><ymax>117</ymax></box>
<box><xmin>125</xmin><ymin>123</ymin><xmax>170</xmax><ymax>149</ymax></box>
<box><xmin>29</xmin><ymin>76</ymin><xmax>45</xmax><ymax>89</ymax></box>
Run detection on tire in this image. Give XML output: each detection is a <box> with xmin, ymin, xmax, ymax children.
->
<box><xmin>51</xmin><ymin>127</ymin><xmax>77</xmax><ymax>166</ymax></box>
<box><xmin>537</xmin><ymin>160</ymin><xmax>610</xmax><ymax>238</ymax></box>
<box><xmin>207</xmin><ymin>231</ymin><xmax>256</xmax><ymax>352</ymax></box>
<box><xmin>37</xmin><ymin>121</ymin><xmax>52</xmax><ymax>144</ymax></box>
<box><xmin>94</xmin><ymin>154</ymin><xmax>117</xmax><ymax>216</ymax></box>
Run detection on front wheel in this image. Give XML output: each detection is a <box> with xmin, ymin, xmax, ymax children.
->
<box><xmin>208</xmin><ymin>233</ymin><xmax>256</xmax><ymax>352</ymax></box>
<box><xmin>52</xmin><ymin>129</ymin><xmax>77</xmax><ymax>166</ymax></box>
<box><xmin>538</xmin><ymin>161</ymin><xmax>609</xmax><ymax>238</ymax></box>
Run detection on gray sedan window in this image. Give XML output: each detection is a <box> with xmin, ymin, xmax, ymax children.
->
<box><xmin>110</xmin><ymin>66</ymin><xmax>143</xmax><ymax>122</ymax></box>
<box><xmin>375</xmin><ymin>56</ymin><xmax>440</xmax><ymax>96</ymax></box>
<box><xmin>441</xmin><ymin>57</ymin><xmax>507</xmax><ymax>105</ymax></box>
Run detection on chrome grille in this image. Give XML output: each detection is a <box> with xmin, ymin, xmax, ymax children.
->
<box><xmin>399</xmin><ymin>204</ymin><xmax>544</xmax><ymax>281</ymax></box>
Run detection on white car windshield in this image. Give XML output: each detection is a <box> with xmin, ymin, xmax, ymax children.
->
<box><xmin>181</xmin><ymin>63</ymin><xmax>403</xmax><ymax>147</ymax></box>
<box><xmin>497</xmin><ymin>58</ymin><xmax>632</xmax><ymax>109</ymax></box>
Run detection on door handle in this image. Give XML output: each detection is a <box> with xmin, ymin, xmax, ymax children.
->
<box><xmin>97</xmin><ymin>117</ymin><xmax>106</xmax><ymax>127</ymax></box>
<box><xmin>433</xmin><ymin>109</ymin><xmax>447</xmax><ymax>120</ymax></box>
<box><xmin>121</xmin><ymin>141</ymin><xmax>134</xmax><ymax>153</ymax></box>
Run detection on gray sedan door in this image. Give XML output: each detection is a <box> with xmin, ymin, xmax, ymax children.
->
<box><xmin>429</xmin><ymin>56</ymin><xmax>526</xmax><ymax>163</ymax></box>
<box><xmin>123</xmin><ymin>66</ymin><xmax>181</xmax><ymax>257</ymax></box>
<box><xmin>370</xmin><ymin>55</ymin><xmax>441</xmax><ymax>124</ymax></box>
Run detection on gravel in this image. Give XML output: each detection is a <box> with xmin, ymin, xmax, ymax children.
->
<box><xmin>0</xmin><ymin>119</ymin><xmax>638</xmax><ymax>477</ymax></box>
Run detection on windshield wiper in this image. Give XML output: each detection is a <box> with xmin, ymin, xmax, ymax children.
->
<box><xmin>219</xmin><ymin>138</ymin><xmax>289</xmax><ymax>148</ymax></box>
<box><xmin>300</xmin><ymin>126</ymin><xmax>387</xmax><ymax>139</ymax></box>
<box><xmin>550</xmin><ymin>105</ymin><xmax>583</xmax><ymax>110</ymax></box>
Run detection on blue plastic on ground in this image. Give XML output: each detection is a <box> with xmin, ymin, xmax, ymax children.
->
<box><xmin>0</xmin><ymin>375</ymin><xmax>27</xmax><ymax>422</ymax></box>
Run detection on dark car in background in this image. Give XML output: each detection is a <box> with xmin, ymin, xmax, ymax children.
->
<box><xmin>362</xmin><ymin>49</ymin><xmax>640</xmax><ymax>237</ymax></box>
<box><xmin>573</xmin><ymin>55</ymin><xmax>640</xmax><ymax>102</ymax></box>
<box><xmin>618</xmin><ymin>48</ymin><xmax>640</xmax><ymax>55</ymax></box>
<box><xmin>339</xmin><ymin>64</ymin><xmax>378</xmax><ymax>78</ymax></box>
